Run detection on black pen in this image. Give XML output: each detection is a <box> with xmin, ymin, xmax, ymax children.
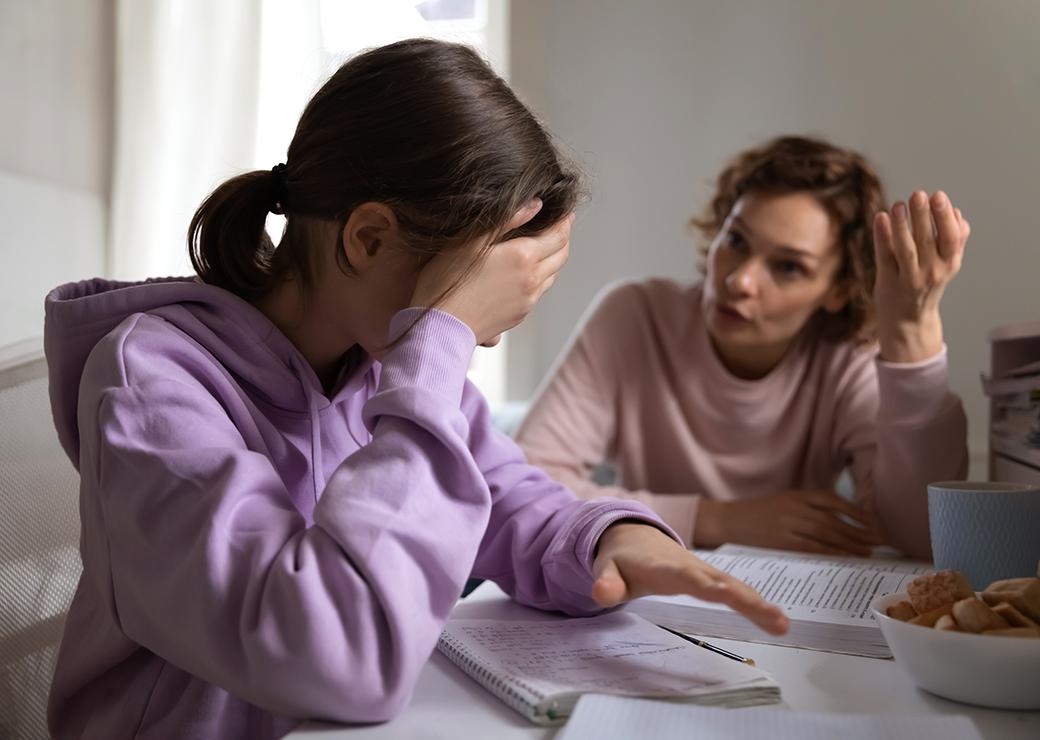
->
<box><xmin>656</xmin><ymin>624</ymin><xmax>756</xmax><ymax>666</ymax></box>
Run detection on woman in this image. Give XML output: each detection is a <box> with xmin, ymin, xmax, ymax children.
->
<box><xmin>517</xmin><ymin>136</ymin><xmax>969</xmax><ymax>559</ymax></box>
<box><xmin>44</xmin><ymin>40</ymin><xmax>785</xmax><ymax>740</ymax></box>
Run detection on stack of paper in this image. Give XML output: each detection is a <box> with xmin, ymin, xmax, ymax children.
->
<box><xmin>557</xmin><ymin>695</ymin><xmax>984</xmax><ymax>740</ymax></box>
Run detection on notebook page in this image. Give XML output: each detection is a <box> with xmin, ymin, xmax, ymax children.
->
<box><xmin>557</xmin><ymin>695</ymin><xmax>984</xmax><ymax>740</ymax></box>
<box><xmin>648</xmin><ymin>550</ymin><xmax>929</xmax><ymax>626</ymax></box>
<box><xmin>441</xmin><ymin>612</ymin><xmax>772</xmax><ymax>698</ymax></box>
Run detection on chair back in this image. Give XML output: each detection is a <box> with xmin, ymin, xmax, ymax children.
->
<box><xmin>0</xmin><ymin>339</ymin><xmax>82</xmax><ymax>740</ymax></box>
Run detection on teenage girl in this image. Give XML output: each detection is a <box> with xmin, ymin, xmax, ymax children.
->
<box><xmin>45</xmin><ymin>40</ymin><xmax>786</xmax><ymax>740</ymax></box>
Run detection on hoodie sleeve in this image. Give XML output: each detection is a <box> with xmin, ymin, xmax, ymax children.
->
<box><xmin>462</xmin><ymin>381</ymin><xmax>679</xmax><ymax>616</ymax></box>
<box><xmin>834</xmin><ymin>346</ymin><xmax>968</xmax><ymax>559</ymax></box>
<box><xmin>80</xmin><ymin>308</ymin><xmax>673</xmax><ymax>726</ymax></box>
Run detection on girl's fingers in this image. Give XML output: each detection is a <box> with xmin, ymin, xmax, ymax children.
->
<box><xmin>536</xmin><ymin>239</ymin><xmax>570</xmax><ymax>287</ymax></box>
<box><xmin>616</xmin><ymin>557</ymin><xmax>723</xmax><ymax>603</ymax></box>
<box><xmin>908</xmin><ymin>190</ymin><xmax>937</xmax><ymax>266</ymax></box>
<box><xmin>930</xmin><ymin>191</ymin><xmax>962</xmax><ymax>262</ymax></box>
<box><xmin>503</xmin><ymin>198</ymin><xmax>543</xmax><ymax>234</ymax></box>
<box><xmin>649</xmin><ymin>562</ymin><xmax>787</xmax><ymax>635</ymax></box>
<box><xmin>889</xmin><ymin>202</ymin><xmax>919</xmax><ymax>277</ymax></box>
<box><xmin>591</xmin><ymin>558</ymin><xmax>628</xmax><ymax>607</ymax></box>
<box><xmin>703</xmin><ymin>575</ymin><xmax>789</xmax><ymax>635</ymax></box>
<box><xmin>538</xmin><ymin>272</ymin><xmax>559</xmax><ymax>297</ymax></box>
<box><xmin>524</xmin><ymin>213</ymin><xmax>574</xmax><ymax>262</ymax></box>
<box><xmin>604</xmin><ymin>553</ymin><xmax>788</xmax><ymax>635</ymax></box>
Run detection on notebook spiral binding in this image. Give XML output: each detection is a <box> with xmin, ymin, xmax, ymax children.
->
<box><xmin>437</xmin><ymin>632</ymin><xmax>546</xmax><ymax>720</ymax></box>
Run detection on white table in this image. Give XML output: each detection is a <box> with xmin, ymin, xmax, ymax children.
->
<box><xmin>289</xmin><ymin>582</ymin><xmax>1040</xmax><ymax>739</ymax></box>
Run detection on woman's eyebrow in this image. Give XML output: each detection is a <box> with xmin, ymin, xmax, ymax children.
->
<box><xmin>732</xmin><ymin>216</ymin><xmax>821</xmax><ymax>262</ymax></box>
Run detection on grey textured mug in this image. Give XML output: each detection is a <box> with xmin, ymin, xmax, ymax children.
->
<box><xmin>927</xmin><ymin>481</ymin><xmax>1040</xmax><ymax>589</ymax></box>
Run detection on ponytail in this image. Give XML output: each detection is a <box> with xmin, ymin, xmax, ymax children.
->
<box><xmin>188</xmin><ymin>170</ymin><xmax>280</xmax><ymax>301</ymax></box>
<box><xmin>186</xmin><ymin>39</ymin><xmax>584</xmax><ymax>305</ymax></box>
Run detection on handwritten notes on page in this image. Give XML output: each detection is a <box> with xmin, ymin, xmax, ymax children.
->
<box><xmin>437</xmin><ymin>611</ymin><xmax>779</xmax><ymax>725</ymax></box>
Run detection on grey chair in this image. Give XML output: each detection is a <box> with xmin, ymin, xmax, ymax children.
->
<box><xmin>0</xmin><ymin>340</ymin><xmax>82</xmax><ymax>740</ymax></box>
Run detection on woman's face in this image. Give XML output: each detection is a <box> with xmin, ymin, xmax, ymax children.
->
<box><xmin>702</xmin><ymin>191</ymin><xmax>846</xmax><ymax>373</ymax></box>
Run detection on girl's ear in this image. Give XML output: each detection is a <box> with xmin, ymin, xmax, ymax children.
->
<box><xmin>821</xmin><ymin>279</ymin><xmax>850</xmax><ymax>314</ymax></box>
<box><xmin>341</xmin><ymin>202</ymin><xmax>399</xmax><ymax>273</ymax></box>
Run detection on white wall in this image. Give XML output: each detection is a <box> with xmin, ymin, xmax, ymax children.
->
<box><xmin>0</xmin><ymin>0</ymin><xmax>113</xmax><ymax>346</ymax></box>
<box><xmin>509</xmin><ymin>0</ymin><xmax>1040</xmax><ymax>466</ymax></box>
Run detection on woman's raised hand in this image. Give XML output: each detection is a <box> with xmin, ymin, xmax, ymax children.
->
<box><xmin>411</xmin><ymin>200</ymin><xmax>573</xmax><ymax>346</ymax></box>
<box><xmin>872</xmin><ymin>191</ymin><xmax>970</xmax><ymax>363</ymax></box>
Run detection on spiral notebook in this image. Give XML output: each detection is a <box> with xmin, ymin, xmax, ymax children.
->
<box><xmin>436</xmin><ymin>611</ymin><xmax>780</xmax><ymax>726</ymax></box>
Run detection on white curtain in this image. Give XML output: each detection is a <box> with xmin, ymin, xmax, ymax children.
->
<box><xmin>109</xmin><ymin>0</ymin><xmax>335</xmax><ymax>280</ymax></box>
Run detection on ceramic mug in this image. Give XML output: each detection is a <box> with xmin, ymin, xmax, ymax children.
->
<box><xmin>928</xmin><ymin>481</ymin><xmax>1040</xmax><ymax>589</ymax></box>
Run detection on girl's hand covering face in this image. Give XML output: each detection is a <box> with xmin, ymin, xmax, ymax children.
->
<box><xmin>872</xmin><ymin>190</ymin><xmax>970</xmax><ymax>363</ymax></box>
<box><xmin>411</xmin><ymin>200</ymin><xmax>574</xmax><ymax>345</ymax></box>
<box><xmin>591</xmin><ymin>522</ymin><xmax>790</xmax><ymax>636</ymax></box>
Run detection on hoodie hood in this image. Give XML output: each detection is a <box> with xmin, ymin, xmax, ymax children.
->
<box><xmin>44</xmin><ymin>277</ymin><xmax>372</xmax><ymax>469</ymax></box>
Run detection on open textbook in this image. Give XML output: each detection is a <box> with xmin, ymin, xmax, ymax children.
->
<box><xmin>628</xmin><ymin>545</ymin><xmax>931</xmax><ymax>658</ymax></box>
<box><xmin>436</xmin><ymin>611</ymin><xmax>780</xmax><ymax>726</ymax></box>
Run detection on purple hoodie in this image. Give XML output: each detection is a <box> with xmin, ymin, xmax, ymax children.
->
<box><xmin>44</xmin><ymin>278</ymin><xmax>672</xmax><ymax>739</ymax></box>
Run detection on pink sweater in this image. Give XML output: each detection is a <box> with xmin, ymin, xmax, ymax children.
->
<box><xmin>516</xmin><ymin>279</ymin><xmax>968</xmax><ymax>558</ymax></box>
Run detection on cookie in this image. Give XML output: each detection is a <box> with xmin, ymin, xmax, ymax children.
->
<box><xmin>934</xmin><ymin>614</ymin><xmax>959</xmax><ymax>631</ymax></box>
<box><xmin>885</xmin><ymin>600</ymin><xmax>917</xmax><ymax>622</ymax></box>
<box><xmin>950</xmin><ymin>597</ymin><xmax>1009</xmax><ymax>633</ymax></box>
<box><xmin>981</xmin><ymin>577</ymin><xmax>1040</xmax><ymax>622</ymax></box>
<box><xmin>907</xmin><ymin>570</ymin><xmax>974</xmax><ymax>614</ymax></box>
<box><xmin>909</xmin><ymin>603</ymin><xmax>954</xmax><ymax>627</ymax></box>
<box><xmin>990</xmin><ymin>602</ymin><xmax>1039</xmax><ymax>629</ymax></box>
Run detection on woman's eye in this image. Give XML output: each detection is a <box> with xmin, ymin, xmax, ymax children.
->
<box><xmin>722</xmin><ymin>231</ymin><xmax>747</xmax><ymax>251</ymax></box>
<box><xmin>774</xmin><ymin>260</ymin><xmax>807</xmax><ymax>278</ymax></box>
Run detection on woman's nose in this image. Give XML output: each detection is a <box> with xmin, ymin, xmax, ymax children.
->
<box><xmin>725</xmin><ymin>260</ymin><xmax>759</xmax><ymax>298</ymax></box>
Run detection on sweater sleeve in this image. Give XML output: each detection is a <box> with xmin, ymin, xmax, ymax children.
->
<box><xmin>835</xmin><ymin>345</ymin><xmax>968</xmax><ymax>559</ymax></box>
<box><xmin>463</xmin><ymin>381</ymin><xmax>681</xmax><ymax>615</ymax></box>
<box><xmin>516</xmin><ymin>284</ymin><xmax>702</xmax><ymax>546</ymax></box>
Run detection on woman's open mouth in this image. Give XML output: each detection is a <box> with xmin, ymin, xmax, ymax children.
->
<box><xmin>715</xmin><ymin>303</ymin><xmax>751</xmax><ymax>323</ymax></box>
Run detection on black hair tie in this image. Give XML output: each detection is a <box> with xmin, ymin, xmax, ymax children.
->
<box><xmin>270</xmin><ymin>163</ymin><xmax>288</xmax><ymax>214</ymax></box>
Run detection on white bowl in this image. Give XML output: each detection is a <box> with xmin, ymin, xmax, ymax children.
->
<box><xmin>871</xmin><ymin>592</ymin><xmax>1040</xmax><ymax>710</ymax></box>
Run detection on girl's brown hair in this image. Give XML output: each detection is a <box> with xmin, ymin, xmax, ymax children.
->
<box><xmin>189</xmin><ymin>38</ymin><xmax>582</xmax><ymax>303</ymax></box>
<box><xmin>692</xmin><ymin>135</ymin><xmax>886</xmax><ymax>343</ymax></box>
